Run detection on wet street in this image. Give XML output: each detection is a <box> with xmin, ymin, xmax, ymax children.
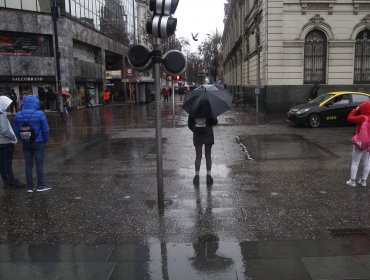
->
<box><xmin>1</xmin><ymin>97</ymin><xmax>370</xmax><ymax>279</ymax></box>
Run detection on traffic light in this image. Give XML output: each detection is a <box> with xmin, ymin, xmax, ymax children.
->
<box><xmin>162</xmin><ymin>50</ymin><xmax>187</xmax><ymax>75</ymax></box>
<box><xmin>146</xmin><ymin>0</ymin><xmax>179</xmax><ymax>38</ymax></box>
<box><xmin>175</xmin><ymin>75</ymin><xmax>181</xmax><ymax>81</ymax></box>
<box><xmin>127</xmin><ymin>45</ymin><xmax>153</xmax><ymax>71</ymax></box>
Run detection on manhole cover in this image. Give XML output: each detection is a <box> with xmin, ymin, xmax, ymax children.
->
<box><xmin>237</xmin><ymin>134</ymin><xmax>335</xmax><ymax>160</ymax></box>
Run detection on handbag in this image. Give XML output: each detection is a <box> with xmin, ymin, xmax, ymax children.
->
<box><xmin>352</xmin><ymin>116</ymin><xmax>370</xmax><ymax>150</ymax></box>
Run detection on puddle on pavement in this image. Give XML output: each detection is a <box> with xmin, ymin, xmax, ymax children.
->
<box><xmin>238</xmin><ymin>134</ymin><xmax>335</xmax><ymax>160</ymax></box>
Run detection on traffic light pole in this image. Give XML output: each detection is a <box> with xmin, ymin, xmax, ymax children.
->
<box><xmin>51</xmin><ymin>0</ymin><xmax>64</xmax><ymax>118</ymax></box>
<box><xmin>153</xmin><ymin>38</ymin><xmax>164</xmax><ymax>208</ymax></box>
<box><xmin>172</xmin><ymin>79</ymin><xmax>175</xmax><ymax>118</ymax></box>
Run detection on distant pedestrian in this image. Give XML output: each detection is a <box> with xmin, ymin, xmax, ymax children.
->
<box><xmin>103</xmin><ymin>90</ymin><xmax>111</xmax><ymax>106</ymax></box>
<box><xmin>8</xmin><ymin>88</ymin><xmax>18</xmax><ymax>114</ymax></box>
<box><xmin>0</xmin><ymin>96</ymin><xmax>25</xmax><ymax>189</ymax></box>
<box><xmin>309</xmin><ymin>83</ymin><xmax>320</xmax><ymax>100</ymax></box>
<box><xmin>346</xmin><ymin>101</ymin><xmax>370</xmax><ymax>187</ymax></box>
<box><xmin>14</xmin><ymin>95</ymin><xmax>51</xmax><ymax>193</ymax></box>
<box><xmin>63</xmin><ymin>95</ymin><xmax>70</xmax><ymax>116</ymax></box>
<box><xmin>85</xmin><ymin>90</ymin><xmax>93</xmax><ymax>108</ymax></box>
<box><xmin>162</xmin><ymin>87</ymin><xmax>169</xmax><ymax>102</ymax></box>
<box><xmin>188</xmin><ymin>114</ymin><xmax>218</xmax><ymax>186</ymax></box>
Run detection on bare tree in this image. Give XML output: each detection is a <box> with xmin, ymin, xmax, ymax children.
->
<box><xmin>197</xmin><ymin>31</ymin><xmax>223</xmax><ymax>82</ymax></box>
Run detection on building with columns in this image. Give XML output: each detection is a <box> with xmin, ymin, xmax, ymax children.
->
<box><xmin>223</xmin><ymin>0</ymin><xmax>370</xmax><ymax>113</ymax></box>
<box><xmin>0</xmin><ymin>0</ymin><xmax>151</xmax><ymax>110</ymax></box>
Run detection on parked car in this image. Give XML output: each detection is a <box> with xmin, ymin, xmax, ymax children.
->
<box><xmin>287</xmin><ymin>91</ymin><xmax>370</xmax><ymax>128</ymax></box>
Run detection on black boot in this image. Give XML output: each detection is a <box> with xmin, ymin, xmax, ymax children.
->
<box><xmin>206</xmin><ymin>175</ymin><xmax>213</xmax><ymax>185</ymax></box>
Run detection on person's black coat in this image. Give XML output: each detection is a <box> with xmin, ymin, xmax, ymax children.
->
<box><xmin>188</xmin><ymin>116</ymin><xmax>218</xmax><ymax>146</ymax></box>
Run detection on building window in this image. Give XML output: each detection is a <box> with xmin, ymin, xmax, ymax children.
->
<box><xmin>0</xmin><ymin>0</ymin><xmax>50</xmax><ymax>12</ymax></box>
<box><xmin>5</xmin><ymin>0</ymin><xmax>21</xmax><ymax>9</ymax></box>
<box><xmin>22</xmin><ymin>0</ymin><xmax>37</xmax><ymax>11</ymax></box>
<box><xmin>354</xmin><ymin>30</ymin><xmax>370</xmax><ymax>84</ymax></box>
<box><xmin>304</xmin><ymin>29</ymin><xmax>327</xmax><ymax>84</ymax></box>
<box><xmin>0</xmin><ymin>31</ymin><xmax>53</xmax><ymax>57</ymax></box>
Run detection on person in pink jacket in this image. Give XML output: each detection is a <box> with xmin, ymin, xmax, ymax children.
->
<box><xmin>346</xmin><ymin>101</ymin><xmax>370</xmax><ymax>187</ymax></box>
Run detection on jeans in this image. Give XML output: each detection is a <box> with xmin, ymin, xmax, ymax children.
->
<box><xmin>0</xmin><ymin>143</ymin><xmax>15</xmax><ymax>183</ymax></box>
<box><xmin>22</xmin><ymin>142</ymin><xmax>46</xmax><ymax>189</ymax></box>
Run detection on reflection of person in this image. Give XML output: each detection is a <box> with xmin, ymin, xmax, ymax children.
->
<box><xmin>346</xmin><ymin>101</ymin><xmax>370</xmax><ymax>187</ymax></box>
<box><xmin>190</xmin><ymin>188</ymin><xmax>233</xmax><ymax>271</ymax></box>
<box><xmin>0</xmin><ymin>96</ymin><xmax>25</xmax><ymax>189</ymax></box>
<box><xmin>188</xmin><ymin>111</ymin><xmax>218</xmax><ymax>185</ymax></box>
<box><xmin>14</xmin><ymin>96</ymin><xmax>51</xmax><ymax>193</ymax></box>
<box><xmin>309</xmin><ymin>83</ymin><xmax>320</xmax><ymax>100</ymax></box>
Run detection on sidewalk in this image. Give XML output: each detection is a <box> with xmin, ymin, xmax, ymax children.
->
<box><xmin>1</xmin><ymin>99</ymin><xmax>370</xmax><ymax>279</ymax></box>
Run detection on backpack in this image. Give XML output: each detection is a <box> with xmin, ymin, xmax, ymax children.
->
<box><xmin>19</xmin><ymin>111</ymin><xmax>37</xmax><ymax>143</ymax></box>
<box><xmin>352</xmin><ymin>117</ymin><xmax>370</xmax><ymax>151</ymax></box>
<box><xmin>193</xmin><ymin>118</ymin><xmax>209</xmax><ymax>134</ymax></box>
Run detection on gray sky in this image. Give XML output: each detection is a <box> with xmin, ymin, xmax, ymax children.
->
<box><xmin>174</xmin><ymin>0</ymin><xmax>226</xmax><ymax>52</ymax></box>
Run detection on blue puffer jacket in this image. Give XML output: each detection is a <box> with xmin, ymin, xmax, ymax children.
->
<box><xmin>14</xmin><ymin>96</ymin><xmax>49</xmax><ymax>143</ymax></box>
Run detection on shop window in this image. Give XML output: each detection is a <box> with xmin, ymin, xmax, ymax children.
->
<box><xmin>0</xmin><ymin>31</ymin><xmax>53</xmax><ymax>57</ymax></box>
<box><xmin>22</xmin><ymin>0</ymin><xmax>37</xmax><ymax>11</ymax></box>
<box><xmin>354</xmin><ymin>30</ymin><xmax>370</xmax><ymax>84</ymax></box>
<box><xmin>304</xmin><ymin>29</ymin><xmax>327</xmax><ymax>84</ymax></box>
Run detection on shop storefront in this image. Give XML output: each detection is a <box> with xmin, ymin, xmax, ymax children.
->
<box><xmin>0</xmin><ymin>75</ymin><xmax>55</xmax><ymax>110</ymax></box>
<box><xmin>105</xmin><ymin>70</ymin><xmax>124</xmax><ymax>103</ymax></box>
<box><xmin>75</xmin><ymin>77</ymin><xmax>102</xmax><ymax>108</ymax></box>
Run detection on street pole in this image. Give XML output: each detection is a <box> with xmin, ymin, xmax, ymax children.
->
<box><xmin>51</xmin><ymin>0</ymin><xmax>64</xmax><ymax>117</ymax></box>
<box><xmin>172</xmin><ymin>79</ymin><xmax>175</xmax><ymax>117</ymax></box>
<box><xmin>256</xmin><ymin>28</ymin><xmax>261</xmax><ymax>125</ymax></box>
<box><xmin>153</xmin><ymin>37</ymin><xmax>164</xmax><ymax>208</ymax></box>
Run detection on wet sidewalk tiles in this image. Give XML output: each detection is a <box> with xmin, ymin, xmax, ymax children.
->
<box><xmin>1</xmin><ymin>239</ymin><xmax>370</xmax><ymax>279</ymax></box>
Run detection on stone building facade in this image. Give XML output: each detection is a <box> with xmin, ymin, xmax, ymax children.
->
<box><xmin>0</xmin><ymin>0</ymin><xmax>150</xmax><ymax>110</ymax></box>
<box><xmin>223</xmin><ymin>0</ymin><xmax>370</xmax><ymax>114</ymax></box>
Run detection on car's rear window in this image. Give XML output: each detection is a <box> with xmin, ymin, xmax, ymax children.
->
<box><xmin>352</xmin><ymin>94</ymin><xmax>370</xmax><ymax>103</ymax></box>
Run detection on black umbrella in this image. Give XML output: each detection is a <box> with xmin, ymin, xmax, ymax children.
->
<box><xmin>182</xmin><ymin>86</ymin><xmax>232</xmax><ymax>119</ymax></box>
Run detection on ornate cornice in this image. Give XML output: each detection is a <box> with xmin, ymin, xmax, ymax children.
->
<box><xmin>300</xmin><ymin>0</ymin><xmax>337</xmax><ymax>14</ymax></box>
<box><xmin>353</xmin><ymin>0</ymin><xmax>370</xmax><ymax>14</ymax></box>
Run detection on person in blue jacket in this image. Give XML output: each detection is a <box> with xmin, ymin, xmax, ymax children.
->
<box><xmin>14</xmin><ymin>95</ymin><xmax>51</xmax><ymax>193</ymax></box>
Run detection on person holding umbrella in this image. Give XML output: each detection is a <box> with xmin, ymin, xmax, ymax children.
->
<box><xmin>183</xmin><ymin>85</ymin><xmax>232</xmax><ymax>186</ymax></box>
<box><xmin>188</xmin><ymin>106</ymin><xmax>218</xmax><ymax>186</ymax></box>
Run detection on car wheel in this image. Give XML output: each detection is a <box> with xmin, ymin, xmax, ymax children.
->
<box><xmin>308</xmin><ymin>113</ymin><xmax>321</xmax><ymax>128</ymax></box>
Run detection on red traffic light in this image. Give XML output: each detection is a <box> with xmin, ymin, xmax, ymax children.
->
<box><xmin>175</xmin><ymin>75</ymin><xmax>181</xmax><ymax>81</ymax></box>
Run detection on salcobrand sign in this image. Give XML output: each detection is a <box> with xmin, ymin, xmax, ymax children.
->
<box><xmin>0</xmin><ymin>76</ymin><xmax>55</xmax><ymax>83</ymax></box>
<box><xmin>11</xmin><ymin>76</ymin><xmax>45</xmax><ymax>82</ymax></box>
